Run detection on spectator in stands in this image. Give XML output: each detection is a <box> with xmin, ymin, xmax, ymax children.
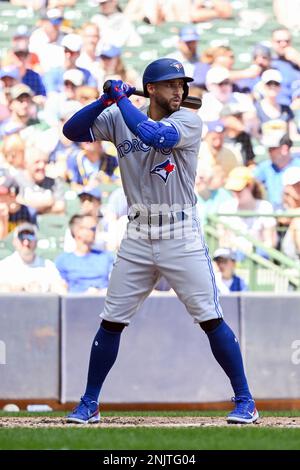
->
<box><xmin>159</xmin><ymin>0</ymin><xmax>191</xmax><ymax>22</ymax></box>
<box><xmin>170</xmin><ymin>26</ymin><xmax>201</xmax><ymax>79</ymax></box>
<box><xmin>8</xmin><ymin>25</ymin><xmax>41</xmax><ymax>72</ymax></box>
<box><xmin>195</xmin><ymin>163</ymin><xmax>233</xmax><ymax>223</ymax></box>
<box><xmin>43</xmin><ymin>33</ymin><xmax>96</xmax><ymax>94</ymax></box>
<box><xmin>218</xmin><ymin>166</ymin><xmax>277</xmax><ymax>256</ymax></box>
<box><xmin>197</xmin><ymin>120</ymin><xmax>242</xmax><ymax>178</ymax></box>
<box><xmin>91</xmin><ymin>0</ymin><xmax>142</xmax><ymax>48</ymax></box>
<box><xmin>67</xmin><ymin>140</ymin><xmax>118</xmax><ymax>190</ymax></box>
<box><xmin>0</xmin><ymin>68</ymin><xmax>18</xmax><ymax>124</ymax></box>
<box><xmin>15</xmin><ymin>145</ymin><xmax>65</xmax><ymax>214</ymax></box>
<box><xmin>0</xmin><ymin>168</ymin><xmax>37</xmax><ymax>239</ymax></box>
<box><xmin>4</xmin><ymin>36</ymin><xmax>46</xmax><ymax>100</ymax></box>
<box><xmin>0</xmin><ymin>66</ymin><xmax>19</xmax><ymax>90</ymax></box>
<box><xmin>9</xmin><ymin>1</ymin><xmax>76</xmax><ymax>8</ymax></box>
<box><xmin>1</xmin><ymin>132</ymin><xmax>25</xmax><ymax>173</ymax></box>
<box><xmin>55</xmin><ymin>214</ymin><xmax>114</xmax><ymax>293</ymax></box>
<box><xmin>253</xmin><ymin>132</ymin><xmax>300</xmax><ymax>210</ymax></box>
<box><xmin>254</xmin><ymin>69</ymin><xmax>294</xmax><ymax>134</ymax></box>
<box><xmin>63</xmin><ymin>187</ymin><xmax>112</xmax><ymax>252</ymax></box>
<box><xmin>194</xmin><ymin>44</ymin><xmax>263</xmax><ymax>92</ymax></box>
<box><xmin>0</xmin><ymin>222</ymin><xmax>66</xmax><ymax>293</ymax></box>
<box><xmin>199</xmin><ymin>66</ymin><xmax>258</xmax><ymax>135</ymax></box>
<box><xmin>45</xmin><ymin>100</ymin><xmax>81</xmax><ymax>180</ymax></box>
<box><xmin>161</xmin><ymin>0</ymin><xmax>232</xmax><ymax>23</ymax></box>
<box><xmin>29</xmin><ymin>8</ymin><xmax>65</xmax><ymax>73</ymax></box>
<box><xmin>0</xmin><ymin>84</ymin><xmax>40</xmax><ymax>138</ymax></box>
<box><xmin>271</xmin><ymin>27</ymin><xmax>300</xmax><ymax>105</ymax></box>
<box><xmin>281</xmin><ymin>167</ymin><xmax>300</xmax><ymax>260</ymax></box>
<box><xmin>273</xmin><ymin>0</ymin><xmax>300</xmax><ymax>31</ymax></box>
<box><xmin>235</xmin><ymin>44</ymin><xmax>272</xmax><ymax>94</ymax></box>
<box><xmin>193</xmin><ymin>45</ymin><xmax>231</xmax><ymax>90</ymax></box>
<box><xmin>97</xmin><ymin>45</ymin><xmax>138</xmax><ymax>89</ymax></box>
<box><xmin>220</xmin><ymin>103</ymin><xmax>256</xmax><ymax>166</ymax></box>
<box><xmin>75</xmin><ymin>85</ymin><xmax>99</xmax><ymax>106</ymax></box>
<box><xmin>290</xmin><ymin>82</ymin><xmax>300</xmax><ymax>136</ymax></box>
<box><xmin>124</xmin><ymin>0</ymin><xmax>164</xmax><ymax>25</ymax></box>
<box><xmin>190</xmin><ymin>0</ymin><xmax>232</xmax><ymax>23</ymax></box>
<box><xmin>43</xmin><ymin>69</ymin><xmax>84</xmax><ymax>125</ymax></box>
<box><xmin>76</xmin><ymin>23</ymin><xmax>102</xmax><ymax>84</ymax></box>
<box><xmin>212</xmin><ymin>247</ymin><xmax>248</xmax><ymax>293</ymax></box>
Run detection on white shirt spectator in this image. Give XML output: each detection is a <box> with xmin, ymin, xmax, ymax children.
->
<box><xmin>199</xmin><ymin>91</ymin><xmax>256</xmax><ymax>123</ymax></box>
<box><xmin>0</xmin><ymin>251</ymin><xmax>64</xmax><ymax>293</ymax></box>
<box><xmin>91</xmin><ymin>11</ymin><xmax>142</xmax><ymax>48</ymax></box>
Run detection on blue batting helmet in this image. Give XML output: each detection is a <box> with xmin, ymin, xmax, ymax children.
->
<box><xmin>142</xmin><ymin>58</ymin><xmax>193</xmax><ymax>100</ymax></box>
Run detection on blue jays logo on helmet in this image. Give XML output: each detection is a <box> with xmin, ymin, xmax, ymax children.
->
<box><xmin>170</xmin><ymin>62</ymin><xmax>183</xmax><ymax>72</ymax></box>
<box><xmin>150</xmin><ymin>158</ymin><xmax>176</xmax><ymax>184</ymax></box>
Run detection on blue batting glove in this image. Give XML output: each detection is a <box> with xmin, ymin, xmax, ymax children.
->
<box><xmin>99</xmin><ymin>93</ymin><xmax>114</xmax><ymax>108</ymax></box>
<box><xmin>107</xmin><ymin>80</ymin><xmax>136</xmax><ymax>103</ymax></box>
<box><xmin>123</xmin><ymin>83</ymin><xmax>136</xmax><ymax>98</ymax></box>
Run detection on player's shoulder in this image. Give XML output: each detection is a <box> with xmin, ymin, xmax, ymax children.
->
<box><xmin>168</xmin><ymin>107</ymin><xmax>202</xmax><ymax>125</ymax></box>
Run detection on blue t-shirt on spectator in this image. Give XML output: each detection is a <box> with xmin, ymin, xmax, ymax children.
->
<box><xmin>230</xmin><ymin>275</ymin><xmax>248</xmax><ymax>292</ymax></box>
<box><xmin>55</xmin><ymin>250</ymin><xmax>114</xmax><ymax>293</ymax></box>
<box><xmin>253</xmin><ymin>157</ymin><xmax>300</xmax><ymax>209</ymax></box>
<box><xmin>23</xmin><ymin>69</ymin><xmax>46</xmax><ymax>96</ymax></box>
<box><xmin>271</xmin><ymin>58</ymin><xmax>300</xmax><ymax>105</ymax></box>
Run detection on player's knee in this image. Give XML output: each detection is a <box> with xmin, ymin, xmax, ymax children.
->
<box><xmin>200</xmin><ymin>318</ymin><xmax>223</xmax><ymax>333</ymax></box>
<box><xmin>101</xmin><ymin>319</ymin><xmax>127</xmax><ymax>333</ymax></box>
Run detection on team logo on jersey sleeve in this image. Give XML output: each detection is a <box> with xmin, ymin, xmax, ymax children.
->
<box><xmin>150</xmin><ymin>158</ymin><xmax>176</xmax><ymax>184</ymax></box>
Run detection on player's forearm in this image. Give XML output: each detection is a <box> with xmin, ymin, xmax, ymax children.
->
<box><xmin>63</xmin><ymin>98</ymin><xmax>111</xmax><ymax>142</ymax></box>
<box><xmin>117</xmin><ymin>96</ymin><xmax>148</xmax><ymax>135</ymax></box>
<box><xmin>117</xmin><ymin>97</ymin><xmax>179</xmax><ymax>149</ymax></box>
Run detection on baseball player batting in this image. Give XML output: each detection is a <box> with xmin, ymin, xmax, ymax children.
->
<box><xmin>63</xmin><ymin>58</ymin><xmax>259</xmax><ymax>425</ymax></box>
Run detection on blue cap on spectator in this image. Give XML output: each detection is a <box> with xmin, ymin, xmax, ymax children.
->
<box><xmin>252</xmin><ymin>43</ymin><xmax>271</xmax><ymax>58</ymax></box>
<box><xmin>78</xmin><ymin>187</ymin><xmax>102</xmax><ymax>201</ymax></box>
<box><xmin>0</xmin><ymin>67</ymin><xmax>19</xmax><ymax>80</ymax></box>
<box><xmin>206</xmin><ymin>120</ymin><xmax>224</xmax><ymax>133</ymax></box>
<box><xmin>99</xmin><ymin>45</ymin><xmax>122</xmax><ymax>58</ymax></box>
<box><xmin>179</xmin><ymin>26</ymin><xmax>199</xmax><ymax>42</ymax></box>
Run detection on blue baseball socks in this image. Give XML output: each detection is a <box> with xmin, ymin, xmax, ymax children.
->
<box><xmin>205</xmin><ymin>320</ymin><xmax>251</xmax><ymax>399</ymax></box>
<box><xmin>83</xmin><ymin>325</ymin><xmax>122</xmax><ymax>403</ymax></box>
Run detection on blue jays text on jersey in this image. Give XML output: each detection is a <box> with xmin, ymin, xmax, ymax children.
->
<box><xmin>116</xmin><ymin>138</ymin><xmax>172</xmax><ymax>158</ymax></box>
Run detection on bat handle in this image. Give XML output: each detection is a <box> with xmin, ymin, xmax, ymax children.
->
<box><xmin>103</xmin><ymin>80</ymin><xmax>112</xmax><ymax>94</ymax></box>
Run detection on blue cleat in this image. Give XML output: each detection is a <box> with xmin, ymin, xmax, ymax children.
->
<box><xmin>66</xmin><ymin>397</ymin><xmax>100</xmax><ymax>424</ymax></box>
<box><xmin>227</xmin><ymin>397</ymin><xmax>259</xmax><ymax>424</ymax></box>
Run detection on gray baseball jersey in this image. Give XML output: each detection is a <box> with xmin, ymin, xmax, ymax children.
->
<box><xmin>92</xmin><ymin>104</ymin><xmax>201</xmax><ymax>211</ymax></box>
<box><xmin>92</xmin><ymin>104</ymin><xmax>223</xmax><ymax>324</ymax></box>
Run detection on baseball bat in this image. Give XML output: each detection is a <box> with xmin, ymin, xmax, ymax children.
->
<box><xmin>103</xmin><ymin>80</ymin><xmax>202</xmax><ymax>110</ymax></box>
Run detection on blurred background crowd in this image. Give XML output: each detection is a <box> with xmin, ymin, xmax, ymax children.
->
<box><xmin>0</xmin><ymin>0</ymin><xmax>300</xmax><ymax>294</ymax></box>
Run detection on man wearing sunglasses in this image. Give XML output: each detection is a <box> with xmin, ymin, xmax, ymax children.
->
<box><xmin>271</xmin><ymin>27</ymin><xmax>300</xmax><ymax>105</ymax></box>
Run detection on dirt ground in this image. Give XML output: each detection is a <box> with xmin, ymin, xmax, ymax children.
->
<box><xmin>1</xmin><ymin>416</ymin><xmax>300</xmax><ymax>428</ymax></box>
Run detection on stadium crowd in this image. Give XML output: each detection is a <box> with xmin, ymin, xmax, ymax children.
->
<box><xmin>0</xmin><ymin>0</ymin><xmax>300</xmax><ymax>293</ymax></box>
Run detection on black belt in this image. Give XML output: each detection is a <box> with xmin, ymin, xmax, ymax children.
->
<box><xmin>128</xmin><ymin>211</ymin><xmax>187</xmax><ymax>226</ymax></box>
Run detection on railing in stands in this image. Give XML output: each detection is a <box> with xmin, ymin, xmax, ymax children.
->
<box><xmin>205</xmin><ymin>212</ymin><xmax>300</xmax><ymax>292</ymax></box>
